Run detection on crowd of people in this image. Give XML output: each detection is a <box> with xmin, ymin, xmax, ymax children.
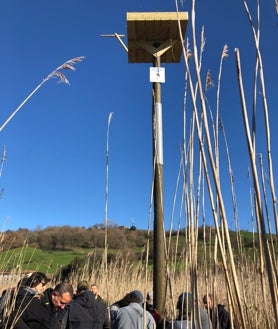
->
<box><xmin>0</xmin><ymin>271</ymin><xmax>235</xmax><ymax>329</ymax></box>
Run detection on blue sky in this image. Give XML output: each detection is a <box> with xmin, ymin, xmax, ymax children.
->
<box><xmin>0</xmin><ymin>1</ymin><xmax>277</xmax><ymax>232</ymax></box>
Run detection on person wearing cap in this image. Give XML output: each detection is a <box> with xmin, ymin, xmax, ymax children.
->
<box><xmin>115</xmin><ymin>290</ymin><xmax>156</xmax><ymax>329</ymax></box>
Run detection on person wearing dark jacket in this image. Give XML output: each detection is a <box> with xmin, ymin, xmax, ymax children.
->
<box><xmin>203</xmin><ymin>294</ymin><xmax>235</xmax><ymax>329</ymax></box>
<box><xmin>8</xmin><ymin>281</ymin><xmax>73</xmax><ymax>329</ymax></box>
<box><xmin>6</xmin><ymin>272</ymin><xmax>52</xmax><ymax>329</ymax></box>
<box><xmin>68</xmin><ymin>280</ymin><xmax>109</xmax><ymax>329</ymax></box>
<box><xmin>44</xmin><ymin>283</ymin><xmax>73</xmax><ymax>329</ymax></box>
<box><xmin>90</xmin><ymin>284</ymin><xmax>106</xmax><ymax>304</ymax></box>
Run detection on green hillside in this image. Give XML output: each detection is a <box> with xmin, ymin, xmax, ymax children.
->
<box><xmin>0</xmin><ymin>246</ymin><xmax>91</xmax><ymax>275</ymax></box>
<box><xmin>0</xmin><ymin>226</ymin><xmax>271</xmax><ymax>276</ymax></box>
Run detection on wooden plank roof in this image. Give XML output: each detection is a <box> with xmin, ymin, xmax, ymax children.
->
<box><xmin>127</xmin><ymin>12</ymin><xmax>188</xmax><ymax>63</ymax></box>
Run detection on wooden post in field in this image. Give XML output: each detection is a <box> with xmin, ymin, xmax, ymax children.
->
<box><xmin>126</xmin><ymin>11</ymin><xmax>188</xmax><ymax>316</ymax></box>
<box><xmin>152</xmin><ymin>54</ymin><xmax>167</xmax><ymax>314</ymax></box>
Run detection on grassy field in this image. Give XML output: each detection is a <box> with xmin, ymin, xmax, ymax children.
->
<box><xmin>0</xmin><ymin>246</ymin><xmax>90</xmax><ymax>275</ymax></box>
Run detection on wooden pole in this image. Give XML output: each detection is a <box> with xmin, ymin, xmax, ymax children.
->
<box><xmin>152</xmin><ymin>55</ymin><xmax>166</xmax><ymax>316</ymax></box>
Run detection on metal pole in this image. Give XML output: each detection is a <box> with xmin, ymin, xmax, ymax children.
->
<box><xmin>152</xmin><ymin>55</ymin><xmax>166</xmax><ymax>316</ymax></box>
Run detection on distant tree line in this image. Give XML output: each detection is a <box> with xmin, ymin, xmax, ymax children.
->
<box><xmin>0</xmin><ymin>224</ymin><xmax>260</xmax><ymax>254</ymax></box>
<box><xmin>0</xmin><ymin>225</ymin><xmax>151</xmax><ymax>251</ymax></box>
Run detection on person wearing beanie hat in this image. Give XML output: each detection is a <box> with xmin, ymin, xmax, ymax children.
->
<box><xmin>130</xmin><ymin>290</ymin><xmax>143</xmax><ymax>304</ymax></box>
<box><xmin>115</xmin><ymin>290</ymin><xmax>156</xmax><ymax>329</ymax></box>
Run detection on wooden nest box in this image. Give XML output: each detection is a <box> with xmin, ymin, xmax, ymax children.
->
<box><xmin>127</xmin><ymin>12</ymin><xmax>188</xmax><ymax>63</ymax></box>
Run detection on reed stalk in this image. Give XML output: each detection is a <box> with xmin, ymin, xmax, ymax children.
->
<box><xmin>104</xmin><ymin>112</ymin><xmax>113</xmax><ymax>306</ymax></box>
<box><xmin>182</xmin><ymin>0</ymin><xmax>245</xmax><ymax>326</ymax></box>
<box><xmin>0</xmin><ymin>57</ymin><xmax>84</xmax><ymax>133</ymax></box>
<box><xmin>242</xmin><ymin>0</ymin><xmax>278</xmax><ymax>240</ymax></box>
<box><xmin>235</xmin><ymin>47</ymin><xmax>278</xmax><ymax>326</ymax></box>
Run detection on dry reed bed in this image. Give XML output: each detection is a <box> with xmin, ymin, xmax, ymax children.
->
<box><xmin>74</xmin><ymin>254</ymin><xmax>274</xmax><ymax>328</ymax></box>
<box><xmin>0</xmin><ymin>1</ymin><xmax>277</xmax><ymax>328</ymax></box>
<box><xmin>0</xmin><ymin>241</ymin><xmax>275</xmax><ymax>328</ymax></box>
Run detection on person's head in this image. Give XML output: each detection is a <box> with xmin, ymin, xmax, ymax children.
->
<box><xmin>130</xmin><ymin>290</ymin><xmax>143</xmax><ymax>304</ymax></box>
<box><xmin>177</xmin><ymin>292</ymin><xmax>193</xmax><ymax>320</ymax></box>
<box><xmin>52</xmin><ymin>282</ymin><xmax>73</xmax><ymax>309</ymax></box>
<box><xmin>24</xmin><ymin>272</ymin><xmax>49</xmax><ymax>293</ymax></box>
<box><xmin>90</xmin><ymin>283</ymin><xmax>98</xmax><ymax>296</ymax></box>
<box><xmin>113</xmin><ymin>294</ymin><xmax>131</xmax><ymax>308</ymax></box>
<box><xmin>76</xmin><ymin>280</ymin><xmax>89</xmax><ymax>294</ymax></box>
<box><xmin>113</xmin><ymin>290</ymin><xmax>143</xmax><ymax>308</ymax></box>
<box><xmin>146</xmin><ymin>291</ymin><xmax>153</xmax><ymax>306</ymax></box>
<box><xmin>203</xmin><ymin>293</ymin><xmax>214</xmax><ymax>310</ymax></box>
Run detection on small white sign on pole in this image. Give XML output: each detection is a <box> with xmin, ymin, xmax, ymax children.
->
<box><xmin>149</xmin><ymin>67</ymin><xmax>165</xmax><ymax>83</ymax></box>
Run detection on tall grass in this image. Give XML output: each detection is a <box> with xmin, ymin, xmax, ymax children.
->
<box><xmin>0</xmin><ymin>1</ymin><xmax>277</xmax><ymax>328</ymax></box>
<box><xmin>86</xmin><ymin>2</ymin><xmax>278</xmax><ymax>327</ymax></box>
<box><xmin>0</xmin><ymin>56</ymin><xmax>84</xmax><ymax>133</ymax></box>
<box><xmin>168</xmin><ymin>0</ymin><xmax>277</xmax><ymax>328</ymax></box>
